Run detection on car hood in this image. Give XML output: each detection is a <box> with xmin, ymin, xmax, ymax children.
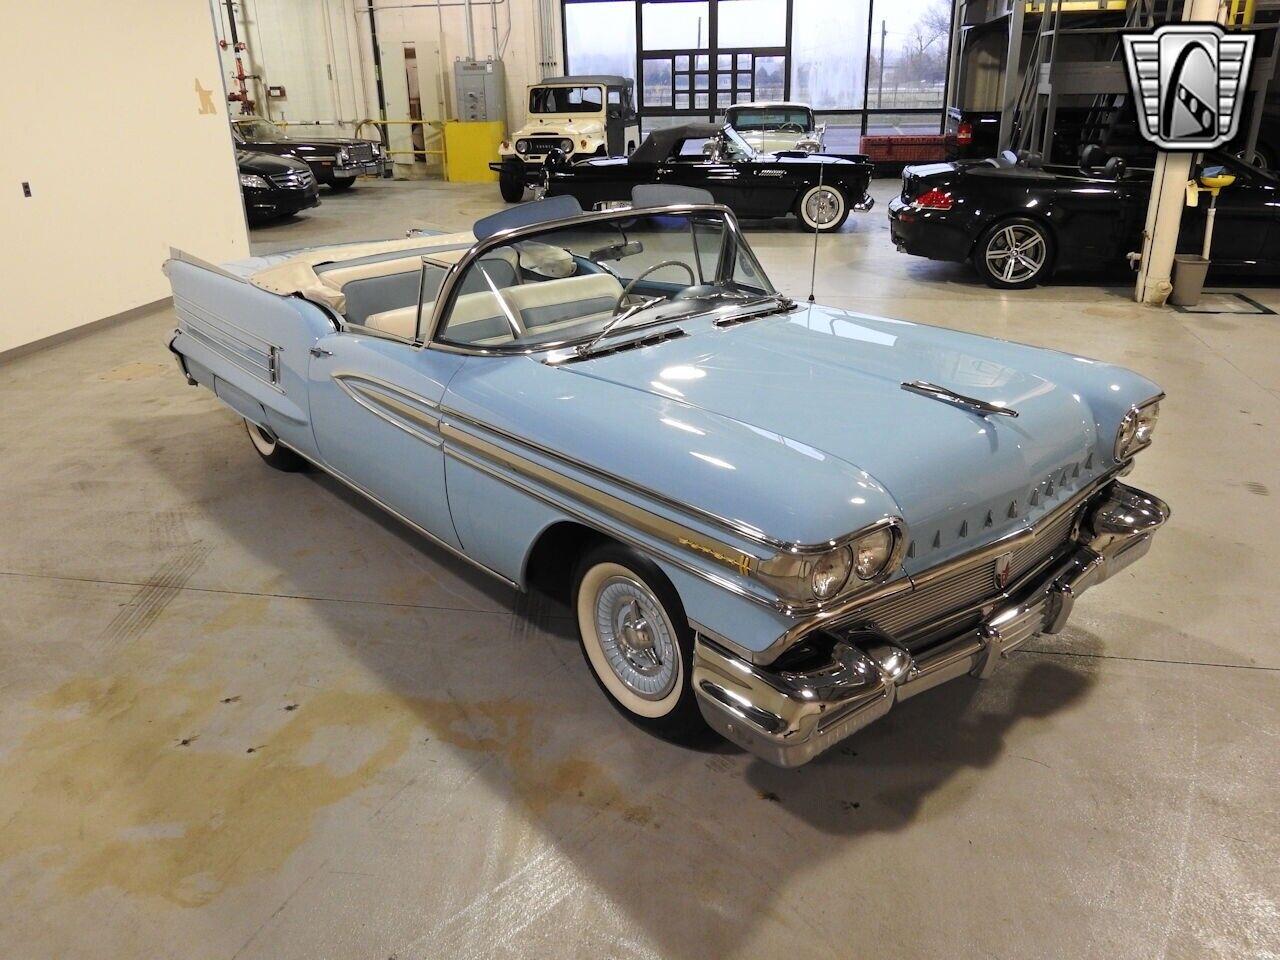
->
<box><xmin>517</xmin><ymin>117</ymin><xmax>606</xmax><ymax>137</ymax></box>
<box><xmin>536</xmin><ymin>305</ymin><xmax>1160</xmax><ymax>572</ymax></box>
<box><xmin>237</xmin><ymin>150</ymin><xmax>308</xmax><ymax>174</ymax></box>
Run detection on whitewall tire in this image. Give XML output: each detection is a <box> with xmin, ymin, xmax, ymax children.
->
<box><xmin>572</xmin><ymin>544</ymin><xmax>705</xmax><ymax>739</ymax></box>
<box><xmin>244</xmin><ymin>419</ymin><xmax>305</xmax><ymax>472</ymax></box>
<box><xmin>796</xmin><ymin>183</ymin><xmax>849</xmax><ymax>232</ymax></box>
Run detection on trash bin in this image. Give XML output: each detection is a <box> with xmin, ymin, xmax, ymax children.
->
<box><xmin>1170</xmin><ymin>254</ymin><xmax>1210</xmax><ymax>306</ymax></box>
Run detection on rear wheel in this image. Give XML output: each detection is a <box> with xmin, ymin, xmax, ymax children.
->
<box><xmin>796</xmin><ymin>183</ymin><xmax>849</xmax><ymax>232</ymax></box>
<box><xmin>572</xmin><ymin>543</ymin><xmax>705</xmax><ymax>740</ymax></box>
<box><xmin>499</xmin><ymin>171</ymin><xmax>525</xmax><ymax>203</ymax></box>
<box><xmin>328</xmin><ymin>178</ymin><xmax>356</xmax><ymax>192</ymax></box>
<box><xmin>245</xmin><ymin>419</ymin><xmax>305</xmax><ymax>472</ymax></box>
<box><xmin>973</xmin><ymin>217</ymin><xmax>1054</xmax><ymax>289</ymax></box>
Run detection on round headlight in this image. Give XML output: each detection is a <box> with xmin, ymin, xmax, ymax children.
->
<box><xmin>560</xmin><ymin>138</ymin><xmax>574</xmax><ymax>153</ymax></box>
<box><xmin>515</xmin><ymin>139</ymin><xmax>529</xmax><ymax>154</ymax></box>
<box><xmin>810</xmin><ymin>547</ymin><xmax>852</xmax><ymax>601</ymax></box>
<box><xmin>853</xmin><ymin>528</ymin><xmax>895</xmax><ymax>580</ymax></box>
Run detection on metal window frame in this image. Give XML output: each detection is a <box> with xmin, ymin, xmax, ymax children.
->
<box><xmin>562</xmin><ymin>0</ymin><xmax>949</xmax><ymax>136</ymax></box>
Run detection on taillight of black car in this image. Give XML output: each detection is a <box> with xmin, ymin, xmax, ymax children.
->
<box><xmin>912</xmin><ymin>187</ymin><xmax>954</xmax><ymax>210</ymax></box>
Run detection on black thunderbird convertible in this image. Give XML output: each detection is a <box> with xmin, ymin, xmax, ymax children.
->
<box><xmin>543</xmin><ymin>123</ymin><xmax>874</xmax><ymax>232</ymax></box>
<box><xmin>889</xmin><ymin>146</ymin><xmax>1280</xmax><ymax>288</ymax></box>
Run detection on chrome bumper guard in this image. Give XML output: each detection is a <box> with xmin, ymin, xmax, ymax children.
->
<box><xmin>693</xmin><ymin>481</ymin><xmax>1169</xmax><ymax>767</ymax></box>
<box><xmin>853</xmin><ymin>195</ymin><xmax>876</xmax><ymax>212</ymax></box>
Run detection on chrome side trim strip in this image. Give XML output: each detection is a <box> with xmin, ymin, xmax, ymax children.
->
<box><xmin>440</xmin><ymin>421</ymin><xmax>770</xmax><ymax>594</ymax></box>
<box><xmin>442</xmin><ymin>405</ymin><xmax>830</xmax><ymax>554</ymax></box>
<box><xmin>333</xmin><ymin>373</ymin><xmax>444</xmax><ymax>448</ymax></box>
<box><xmin>271</xmin><ymin>436</ymin><xmax>518</xmax><ymax>591</ymax></box>
<box><xmin>445</xmin><ymin>444</ymin><xmax>768</xmax><ymax>662</ymax></box>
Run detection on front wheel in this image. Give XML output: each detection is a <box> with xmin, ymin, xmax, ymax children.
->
<box><xmin>973</xmin><ymin>217</ymin><xmax>1055</xmax><ymax>289</ymax></box>
<box><xmin>328</xmin><ymin>178</ymin><xmax>356</xmax><ymax>192</ymax></box>
<box><xmin>245</xmin><ymin>419</ymin><xmax>305</xmax><ymax>472</ymax></box>
<box><xmin>795</xmin><ymin>183</ymin><xmax>849</xmax><ymax>232</ymax></box>
<box><xmin>499</xmin><ymin>170</ymin><xmax>525</xmax><ymax>203</ymax></box>
<box><xmin>572</xmin><ymin>544</ymin><xmax>705</xmax><ymax>740</ymax></box>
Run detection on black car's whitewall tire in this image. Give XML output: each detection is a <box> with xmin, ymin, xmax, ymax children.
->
<box><xmin>245</xmin><ymin>419</ymin><xmax>305</xmax><ymax>472</ymax></box>
<box><xmin>974</xmin><ymin>217</ymin><xmax>1055</xmax><ymax>289</ymax></box>
<box><xmin>796</xmin><ymin>183</ymin><xmax>850</xmax><ymax>232</ymax></box>
<box><xmin>572</xmin><ymin>544</ymin><xmax>704</xmax><ymax>739</ymax></box>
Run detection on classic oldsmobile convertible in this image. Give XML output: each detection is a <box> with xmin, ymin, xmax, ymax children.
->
<box><xmin>543</xmin><ymin>123</ymin><xmax>873</xmax><ymax>232</ymax></box>
<box><xmin>165</xmin><ymin>192</ymin><xmax>1168</xmax><ymax>767</ymax></box>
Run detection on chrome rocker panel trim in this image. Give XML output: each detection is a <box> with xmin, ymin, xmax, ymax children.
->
<box><xmin>692</xmin><ymin>481</ymin><xmax>1169</xmax><ymax>767</ymax></box>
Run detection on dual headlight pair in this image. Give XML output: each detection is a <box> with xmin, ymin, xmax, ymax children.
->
<box><xmin>515</xmin><ymin>138</ymin><xmax>574</xmax><ymax>155</ymax></box>
<box><xmin>758</xmin><ymin>525</ymin><xmax>899</xmax><ymax>607</ymax></box>
<box><xmin>1115</xmin><ymin>397</ymin><xmax>1161</xmax><ymax>461</ymax></box>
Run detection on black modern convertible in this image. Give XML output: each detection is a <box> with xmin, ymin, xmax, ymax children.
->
<box><xmin>888</xmin><ymin>146</ymin><xmax>1280</xmax><ymax>288</ymax></box>
<box><xmin>543</xmin><ymin>123</ymin><xmax>874</xmax><ymax>232</ymax></box>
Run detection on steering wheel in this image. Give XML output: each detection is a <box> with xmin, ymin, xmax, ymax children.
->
<box><xmin>778</xmin><ymin>121</ymin><xmax>805</xmax><ymax>133</ymax></box>
<box><xmin>614</xmin><ymin>260</ymin><xmax>697</xmax><ymax>314</ymax></box>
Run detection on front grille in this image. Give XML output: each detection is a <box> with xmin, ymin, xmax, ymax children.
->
<box><xmin>346</xmin><ymin>142</ymin><xmax>374</xmax><ymax>163</ymax></box>
<box><xmin>528</xmin><ymin>136</ymin><xmax>568</xmax><ymax>154</ymax></box>
<box><xmin>269</xmin><ymin>170</ymin><xmax>315</xmax><ymax>190</ymax></box>
<box><xmin>855</xmin><ymin>503</ymin><xmax>1084</xmax><ymax>640</ymax></box>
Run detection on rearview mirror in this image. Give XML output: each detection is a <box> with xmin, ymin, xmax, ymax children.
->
<box><xmin>589</xmin><ymin>239</ymin><xmax>644</xmax><ymax>262</ymax></box>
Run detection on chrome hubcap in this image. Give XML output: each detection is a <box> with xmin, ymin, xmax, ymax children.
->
<box><xmin>594</xmin><ymin>576</ymin><xmax>677</xmax><ymax>700</ymax></box>
<box><xmin>805</xmin><ymin>188</ymin><xmax>841</xmax><ymax>226</ymax></box>
<box><xmin>986</xmin><ymin>225</ymin><xmax>1046</xmax><ymax>282</ymax></box>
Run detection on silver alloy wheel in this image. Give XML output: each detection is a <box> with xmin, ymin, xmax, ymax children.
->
<box><xmin>592</xmin><ymin>574</ymin><xmax>679</xmax><ymax>701</ymax></box>
<box><xmin>803</xmin><ymin>186</ymin><xmax>843</xmax><ymax>228</ymax></box>
<box><xmin>985</xmin><ymin>224</ymin><xmax>1047</xmax><ymax>283</ymax></box>
<box><xmin>246</xmin><ymin>420</ymin><xmax>278</xmax><ymax>456</ymax></box>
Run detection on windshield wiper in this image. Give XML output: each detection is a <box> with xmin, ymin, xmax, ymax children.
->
<box><xmin>712</xmin><ymin>293</ymin><xmax>795</xmax><ymax>327</ymax></box>
<box><xmin>576</xmin><ymin>296</ymin><xmax>665</xmax><ymax>357</ymax></box>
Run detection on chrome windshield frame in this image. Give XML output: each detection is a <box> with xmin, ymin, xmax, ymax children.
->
<box><xmin>421</xmin><ymin>203</ymin><xmax>775</xmax><ymax>357</ymax></box>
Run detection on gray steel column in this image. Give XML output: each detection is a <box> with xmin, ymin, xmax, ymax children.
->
<box><xmin>997</xmin><ymin>0</ymin><xmax>1026</xmax><ymax>153</ymax></box>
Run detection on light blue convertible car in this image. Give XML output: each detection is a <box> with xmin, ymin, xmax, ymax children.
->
<box><xmin>165</xmin><ymin>192</ymin><xmax>1168</xmax><ymax>767</ymax></box>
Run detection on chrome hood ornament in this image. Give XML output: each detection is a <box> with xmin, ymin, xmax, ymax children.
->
<box><xmin>900</xmin><ymin>380</ymin><xmax>1019</xmax><ymax>418</ymax></box>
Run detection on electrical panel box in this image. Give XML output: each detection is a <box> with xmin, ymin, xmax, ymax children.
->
<box><xmin>454</xmin><ymin>58</ymin><xmax>506</xmax><ymax>124</ymax></box>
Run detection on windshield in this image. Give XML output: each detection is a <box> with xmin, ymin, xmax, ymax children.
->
<box><xmin>235</xmin><ymin>118</ymin><xmax>287</xmax><ymax>141</ymax></box>
<box><xmin>529</xmin><ymin>85</ymin><xmax>604</xmax><ymax>114</ymax></box>
<box><xmin>435</xmin><ymin>210</ymin><xmax>776</xmax><ymax>351</ymax></box>
<box><xmin>717</xmin><ymin>126</ymin><xmax>757</xmax><ymax>161</ymax></box>
<box><xmin>726</xmin><ymin>107</ymin><xmax>813</xmax><ymax>133</ymax></box>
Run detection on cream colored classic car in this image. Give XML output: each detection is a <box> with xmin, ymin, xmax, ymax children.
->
<box><xmin>724</xmin><ymin>102</ymin><xmax>825</xmax><ymax>154</ymax></box>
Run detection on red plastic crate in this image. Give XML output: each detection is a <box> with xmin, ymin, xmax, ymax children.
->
<box><xmin>859</xmin><ymin>134</ymin><xmax>954</xmax><ymax>163</ymax></box>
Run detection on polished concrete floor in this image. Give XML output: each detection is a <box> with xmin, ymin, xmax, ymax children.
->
<box><xmin>2</xmin><ymin>177</ymin><xmax>1277</xmax><ymax>960</ymax></box>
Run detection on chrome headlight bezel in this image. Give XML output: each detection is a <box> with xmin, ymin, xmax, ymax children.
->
<box><xmin>515</xmin><ymin>139</ymin><xmax>529</xmax><ymax>154</ymax></box>
<box><xmin>560</xmin><ymin>138</ymin><xmax>575</xmax><ymax>153</ymax></box>
<box><xmin>755</xmin><ymin>518</ymin><xmax>906</xmax><ymax>609</ymax></box>
<box><xmin>1114</xmin><ymin>395</ymin><xmax>1162</xmax><ymax>462</ymax></box>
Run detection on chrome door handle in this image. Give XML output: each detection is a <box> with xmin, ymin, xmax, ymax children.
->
<box><xmin>309</xmin><ymin>346</ymin><xmax>333</xmax><ymax>358</ymax></box>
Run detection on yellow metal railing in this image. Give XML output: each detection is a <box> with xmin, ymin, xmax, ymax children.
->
<box><xmin>1024</xmin><ymin>0</ymin><xmax>1128</xmax><ymax>12</ymax></box>
<box><xmin>1227</xmin><ymin>0</ymin><xmax>1256</xmax><ymax>26</ymax></box>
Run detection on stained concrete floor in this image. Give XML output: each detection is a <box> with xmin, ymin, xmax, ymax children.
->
<box><xmin>1</xmin><ymin>177</ymin><xmax>1277</xmax><ymax>960</ymax></box>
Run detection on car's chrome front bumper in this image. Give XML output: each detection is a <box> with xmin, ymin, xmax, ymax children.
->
<box><xmin>693</xmin><ymin>481</ymin><xmax>1169</xmax><ymax>767</ymax></box>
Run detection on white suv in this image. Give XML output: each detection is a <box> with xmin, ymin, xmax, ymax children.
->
<box><xmin>492</xmin><ymin>76</ymin><xmax>639</xmax><ymax>202</ymax></box>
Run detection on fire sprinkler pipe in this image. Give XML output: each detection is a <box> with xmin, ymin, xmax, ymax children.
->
<box><xmin>222</xmin><ymin>0</ymin><xmax>254</xmax><ymax>114</ymax></box>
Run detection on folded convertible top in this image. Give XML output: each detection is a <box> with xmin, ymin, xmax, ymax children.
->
<box><xmin>246</xmin><ymin>231</ymin><xmax>476</xmax><ymax>312</ymax></box>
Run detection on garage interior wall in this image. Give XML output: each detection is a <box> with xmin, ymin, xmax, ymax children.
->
<box><xmin>0</xmin><ymin>0</ymin><xmax>249</xmax><ymax>357</ymax></box>
<box><xmin>213</xmin><ymin>0</ymin><xmax>558</xmax><ymax>149</ymax></box>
